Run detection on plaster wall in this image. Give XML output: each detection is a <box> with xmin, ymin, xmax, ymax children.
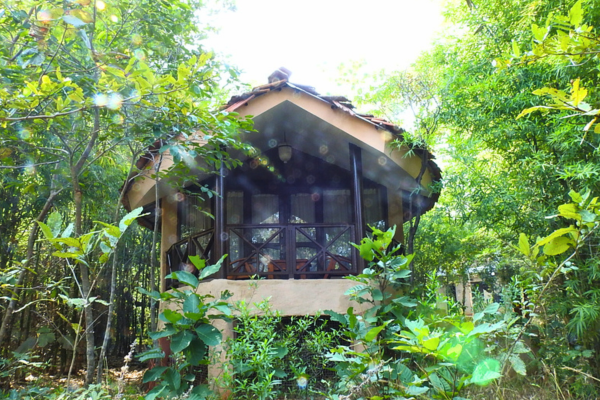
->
<box><xmin>160</xmin><ymin>278</ymin><xmax>370</xmax><ymax>317</ymax></box>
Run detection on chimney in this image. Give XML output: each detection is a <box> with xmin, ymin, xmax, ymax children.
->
<box><xmin>268</xmin><ymin>67</ymin><xmax>291</xmax><ymax>83</ymax></box>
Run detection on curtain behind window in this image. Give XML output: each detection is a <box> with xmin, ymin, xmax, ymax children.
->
<box><xmin>323</xmin><ymin>190</ymin><xmax>351</xmax><ymax>223</ymax></box>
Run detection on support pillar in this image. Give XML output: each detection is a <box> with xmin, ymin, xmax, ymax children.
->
<box><xmin>214</xmin><ymin>161</ymin><xmax>226</xmax><ymax>278</ymax></box>
<box><xmin>160</xmin><ymin>198</ymin><xmax>178</xmax><ymax>292</ymax></box>
<box><xmin>349</xmin><ymin>143</ymin><xmax>365</xmax><ymax>272</ymax></box>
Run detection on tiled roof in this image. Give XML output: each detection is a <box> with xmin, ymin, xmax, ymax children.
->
<box><xmin>222</xmin><ymin>76</ymin><xmax>407</xmax><ymax>137</ymax></box>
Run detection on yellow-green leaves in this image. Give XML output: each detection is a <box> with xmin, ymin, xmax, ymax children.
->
<box><xmin>543</xmin><ymin>236</ymin><xmax>574</xmax><ymax>256</ymax></box>
<box><xmin>570</xmin><ymin>78</ymin><xmax>587</xmax><ymax>107</ymax></box>
<box><xmin>569</xmin><ymin>0</ymin><xmax>583</xmax><ymax>26</ymax></box>
<box><xmin>518</xmin><ymin>233</ymin><xmax>530</xmax><ymax>257</ymax></box>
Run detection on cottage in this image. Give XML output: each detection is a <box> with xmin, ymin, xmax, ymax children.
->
<box><xmin>122</xmin><ymin>67</ymin><xmax>441</xmax><ymax>324</ymax></box>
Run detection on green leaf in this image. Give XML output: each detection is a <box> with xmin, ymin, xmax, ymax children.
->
<box><xmin>37</xmin><ymin>221</ymin><xmax>55</xmax><ymax>241</ymax></box>
<box><xmin>171</xmin><ymin>330</ymin><xmax>194</xmax><ymax>353</ymax></box>
<box><xmin>365</xmin><ymin>325</ymin><xmax>385</xmax><ymax>342</ymax></box>
<box><xmin>167</xmin><ymin>271</ymin><xmax>199</xmax><ymax>288</ymax></box>
<box><xmin>137</xmin><ymin>287</ymin><xmax>161</xmax><ymax>300</ymax></box>
<box><xmin>190</xmin><ymin>384</ymin><xmax>212</xmax><ymax>399</ymax></box>
<box><xmin>47</xmin><ymin>212</ymin><xmax>63</xmax><ymax>237</ymax></box>
<box><xmin>509</xmin><ymin>354</ymin><xmax>527</xmax><ymax>376</ymax></box>
<box><xmin>160</xmin><ymin>309</ymin><xmax>183</xmax><ymax>324</ymax></box>
<box><xmin>184</xmin><ymin>337</ymin><xmax>207</xmax><ymax>366</ymax></box>
<box><xmin>149</xmin><ymin>325</ymin><xmax>177</xmax><ymax>340</ymax></box>
<box><xmin>188</xmin><ymin>255</ymin><xmax>205</xmax><ymax>271</ymax></box>
<box><xmin>138</xmin><ymin>348</ymin><xmax>165</xmax><ymax>362</ymax></box>
<box><xmin>483</xmin><ymin>303</ymin><xmax>500</xmax><ymax>314</ymax></box>
<box><xmin>271</xmin><ymin>345</ymin><xmax>288</xmax><ymax>359</ymax></box>
<box><xmin>119</xmin><ymin>207</ymin><xmax>144</xmax><ymax>232</ymax></box>
<box><xmin>543</xmin><ymin>236</ymin><xmax>574</xmax><ymax>256</ymax></box>
<box><xmin>422</xmin><ymin>336</ymin><xmax>440</xmax><ymax>351</ymax></box>
<box><xmin>511</xmin><ymin>40</ymin><xmax>520</xmax><ymax>57</ymax></box>
<box><xmin>406</xmin><ymin>385</ymin><xmax>429</xmax><ymax>396</ymax></box>
<box><xmin>199</xmin><ymin>259</ymin><xmax>222</xmax><ymax>280</ymax></box>
<box><xmin>324</xmin><ymin>310</ymin><xmax>347</xmax><ymax>325</ymax></box>
<box><xmin>143</xmin><ymin>366</ymin><xmax>167</xmax><ymax>383</ymax></box>
<box><xmin>145</xmin><ymin>385</ymin><xmax>166</xmax><ymax>400</ymax></box>
<box><xmin>392</xmin><ymin>269</ymin><xmax>411</xmax><ymax>280</ymax></box>
<box><xmin>183</xmin><ymin>294</ymin><xmax>201</xmax><ymax>317</ymax></box>
<box><xmin>536</xmin><ymin>226</ymin><xmax>578</xmax><ymax>247</ymax></box>
<box><xmin>558</xmin><ymin>204</ymin><xmax>581</xmax><ymax>221</ymax></box>
<box><xmin>518</xmin><ymin>233</ymin><xmax>530</xmax><ymax>257</ymax></box>
<box><xmin>62</xmin><ymin>15</ymin><xmax>86</xmax><ymax>27</ymax></box>
<box><xmin>195</xmin><ymin>324</ymin><xmax>222</xmax><ymax>346</ymax></box>
<box><xmin>163</xmin><ymin>367</ymin><xmax>181</xmax><ymax>391</ymax></box>
<box><xmin>569</xmin><ymin>0</ymin><xmax>583</xmax><ymax>26</ymax></box>
<box><xmin>470</xmin><ymin>359</ymin><xmax>501</xmax><ymax>386</ymax></box>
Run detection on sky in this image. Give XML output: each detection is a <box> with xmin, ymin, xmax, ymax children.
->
<box><xmin>202</xmin><ymin>0</ymin><xmax>445</xmax><ymax>96</ymax></box>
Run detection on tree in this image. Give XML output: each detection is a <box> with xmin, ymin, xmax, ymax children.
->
<box><xmin>0</xmin><ymin>0</ymin><xmax>250</xmax><ymax>384</ymax></box>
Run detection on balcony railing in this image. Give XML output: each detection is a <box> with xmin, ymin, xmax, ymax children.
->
<box><xmin>166</xmin><ymin>223</ymin><xmax>357</xmax><ymax>285</ymax></box>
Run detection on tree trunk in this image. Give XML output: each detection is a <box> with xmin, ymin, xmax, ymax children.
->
<box><xmin>96</xmin><ymin>156</ymin><xmax>137</xmax><ymax>383</ymax></box>
<box><xmin>150</xmin><ymin>151</ymin><xmax>164</xmax><ymax>334</ymax></box>
<box><xmin>407</xmin><ymin>150</ymin><xmax>429</xmax><ymax>284</ymax></box>
<box><xmin>71</xmin><ymin>106</ymin><xmax>101</xmax><ymax>385</ymax></box>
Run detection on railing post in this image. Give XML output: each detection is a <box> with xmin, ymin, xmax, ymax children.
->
<box><xmin>349</xmin><ymin>143</ymin><xmax>365</xmax><ymax>273</ymax></box>
<box><xmin>214</xmin><ymin>159</ymin><xmax>226</xmax><ymax>278</ymax></box>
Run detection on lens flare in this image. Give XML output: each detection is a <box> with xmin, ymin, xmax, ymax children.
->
<box><xmin>106</xmin><ymin>93</ymin><xmax>123</xmax><ymax>110</ymax></box>
<box><xmin>37</xmin><ymin>10</ymin><xmax>52</xmax><ymax>24</ymax></box>
<box><xmin>94</xmin><ymin>93</ymin><xmax>109</xmax><ymax>107</ymax></box>
<box><xmin>96</xmin><ymin>1</ymin><xmax>106</xmax><ymax>11</ymax></box>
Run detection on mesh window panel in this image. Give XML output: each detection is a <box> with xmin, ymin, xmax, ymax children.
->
<box><xmin>181</xmin><ymin>194</ymin><xmax>212</xmax><ymax>237</ymax></box>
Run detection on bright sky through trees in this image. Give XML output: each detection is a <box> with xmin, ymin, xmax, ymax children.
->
<box><xmin>203</xmin><ymin>0</ymin><xmax>444</xmax><ymax>94</ymax></box>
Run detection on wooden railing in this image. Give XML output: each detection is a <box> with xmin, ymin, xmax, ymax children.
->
<box><xmin>166</xmin><ymin>229</ymin><xmax>214</xmax><ymax>288</ymax></box>
<box><xmin>166</xmin><ymin>223</ymin><xmax>357</xmax><ymax>285</ymax></box>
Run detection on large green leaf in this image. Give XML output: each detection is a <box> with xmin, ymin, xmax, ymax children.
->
<box><xmin>163</xmin><ymin>367</ymin><xmax>182</xmax><ymax>391</ymax></box>
<box><xmin>149</xmin><ymin>325</ymin><xmax>177</xmax><ymax>340</ymax></box>
<box><xmin>171</xmin><ymin>330</ymin><xmax>194</xmax><ymax>353</ymax></box>
<box><xmin>184</xmin><ymin>337</ymin><xmax>207</xmax><ymax>366</ymax></box>
<box><xmin>143</xmin><ymin>366</ymin><xmax>168</xmax><ymax>383</ymax></box>
<box><xmin>195</xmin><ymin>324</ymin><xmax>222</xmax><ymax>346</ymax></box>
<box><xmin>166</xmin><ymin>271</ymin><xmax>199</xmax><ymax>288</ymax></box>
<box><xmin>470</xmin><ymin>359</ymin><xmax>502</xmax><ymax>386</ymax></box>
<box><xmin>160</xmin><ymin>309</ymin><xmax>183</xmax><ymax>324</ymax></box>
<box><xmin>183</xmin><ymin>294</ymin><xmax>201</xmax><ymax>316</ymax></box>
<box><xmin>543</xmin><ymin>236</ymin><xmax>574</xmax><ymax>256</ymax></box>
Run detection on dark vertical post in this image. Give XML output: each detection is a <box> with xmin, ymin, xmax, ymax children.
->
<box><xmin>215</xmin><ymin>160</ymin><xmax>226</xmax><ymax>278</ymax></box>
<box><xmin>349</xmin><ymin>143</ymin><xmax>365</xmax><ymax>272</ymax></box>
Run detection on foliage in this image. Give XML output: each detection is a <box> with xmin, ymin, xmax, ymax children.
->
<box><xmin>0</xmin><ymin>0</ymin><xmax>252</xmax><ymax>384</ymax></box>
<box><xmin>219</xmin><ymin>297</ymin><xmax>342</xmax><ymax>399</ymax></box>
<box><xmin>325</xmin><ymin>227</ymin><xmax>531</xmax><ymax>400</ymax></box>
<box><xmin>138</xmin><ymin>256</ymin><xmax>231</xmax><ymax>400</ymax></box>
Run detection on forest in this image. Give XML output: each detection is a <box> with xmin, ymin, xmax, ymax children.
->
<box><xmin>1</xmin><ymin>0</ymin><xmax>600</xmax><ymax>399</ymax></box>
